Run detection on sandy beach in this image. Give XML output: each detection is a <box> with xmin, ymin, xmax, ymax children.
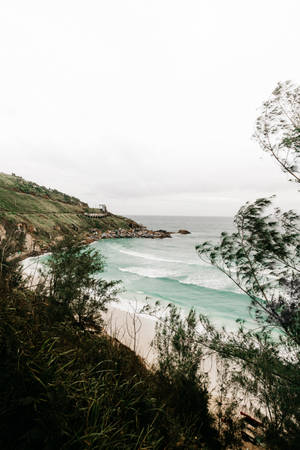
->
<box><xmin>103</xmin><ymin>302</ymin><xmax>219</xmax><ymax>392</ymax></box>
<box><xmin>103</xmin><ymin>305</ymin><xmax>157</xmax><ymax>365</ymax></box>
<box><xmin>21</xmin><ymin>256</ymin><xmax>219</xmax><ymax>391</ymax></box>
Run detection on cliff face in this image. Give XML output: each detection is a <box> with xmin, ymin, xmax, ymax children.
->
<box><xmin>0</xmin><ymin>172</ymin><xmax>141</xmax><ymax>256</ymax></box>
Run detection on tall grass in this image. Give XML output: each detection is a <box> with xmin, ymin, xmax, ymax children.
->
<box><xmin>0</xmin><ymin>237</ymin><xmax>223</xmax><ymax>449</ymax></box>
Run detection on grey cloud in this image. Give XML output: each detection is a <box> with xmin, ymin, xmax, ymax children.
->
<box><xmin>1</xmin><ymin>1</ymin><xmax>299</xmax><ymax>215</ymax></box>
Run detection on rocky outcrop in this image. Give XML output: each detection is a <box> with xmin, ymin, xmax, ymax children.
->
<box><xmin>1</xmin><ymin>221</ymin><xmax>193</xmax><ymax>263</ymax></box>
<box><xmin>177</xmin><ymin>229</ymin><xmax>191</xmax><ymax>234</ymax></box>
<box><xmin>83</xmin><ymin>227</ymin><xmax>172</xmax><ymax>244</ymax></box>
<box><xmin>24</xmin><ymin>233</ymin><xmax>41</xmax><ymax>253</ymax></box>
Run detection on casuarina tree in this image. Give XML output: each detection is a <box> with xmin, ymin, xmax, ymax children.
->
<box><xmin>196</xmin><ymin>81</ymin><xmax>300</xmax><ymax>449</ymax></box>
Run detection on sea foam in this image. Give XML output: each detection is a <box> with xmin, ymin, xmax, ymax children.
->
<box><xmin>118</xmin><ymin>248</ymin><xmax>204</xmax><ymax>266</ymax></box>
<box><xmin>179</xmin><ymin>275</ymin><xmax>239</xmax><ymax>293</ymax></box>
<box><xmin>119</xmin><ymin>266</ymin><xmax>178</xmax><ymax>279</ymax></box>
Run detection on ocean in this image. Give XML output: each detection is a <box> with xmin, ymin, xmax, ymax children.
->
<box><xmin>91</xmin><ymin>216</ymin><xmax>256</xmax><ymax>331</ymax></box>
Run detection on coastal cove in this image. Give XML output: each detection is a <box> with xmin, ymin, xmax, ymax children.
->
<box><xmin>21</xmin><ymin>215</ymin><xmax>252</xmax><ymax>393</ymax></box>
<box><xmin>91</xmin><ymin>215</ymin><xmax>256</xmax><ymax>332</ymax></box>
<box><xmin>1</xmin><ymin>3</ymin><xmax>299</xmax><ymax>445</ymax></box>
<box><xmin>22</xmin><ymin>215</ymin><xmax>256</xmax><ymax>342</ymax></box>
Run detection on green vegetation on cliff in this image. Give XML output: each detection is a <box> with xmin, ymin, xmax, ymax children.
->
<box><xmin>0</xmin><ymin>172</ymin><xmax>140</xmax><ymax>253</ymax></box>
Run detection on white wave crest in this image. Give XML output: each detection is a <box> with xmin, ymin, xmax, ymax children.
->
<box><xmin>119</xmin><ymin>248</ymin><xmax>203</xmax><ymax>266</ymax></box>
<box><xmin>119</xmin><ymin>266</ymin><xmax>177</xmax><ymax>279</ymax></box>
<box><xmin>179</xmin><ymin>275</ymin><xmax>239</xmax><ymax>293</ymax></box>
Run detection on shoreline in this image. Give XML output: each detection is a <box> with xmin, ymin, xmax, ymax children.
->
<box><xmin>21</xmin><ymin>255</ymin><xmax>219</xmax><ymax>391</ymax></box>
<box><xmin>103</xmin><ymin>304</ymin><xmax>157</xmax><ymax>366</ymax></box>
<box><xmin>15</xmin><ymin>225</ymin><xmax>175</xmax><ymax>262</ymax></box>
<box><xmin>82</xmin><ymin>225</ymin><xmax>172</xmax><ymax>245</ymax></box>
<box><xmin>103</xmin><ymin>302</ymin><xmax>219</xmax><ymax>392</ymax></box>
<box><xmin>20</xmin><ymin>228</ymin><xmax>220</xmax><ymax>393</ymax></box>
<box><xmin>15</xmin><ymin>223</ymin><xmax>192</xmax><ymax>263</ymax></box>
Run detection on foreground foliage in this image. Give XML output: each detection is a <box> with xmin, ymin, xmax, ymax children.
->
<box><xmin>254</xmin><ymin>80</ymin><xmax>300</xmax><ymax>183</ymax></box>
<box><xmin>0</xmin><ymin>237</ymin><xmax>221</xmax><ymax>449</ymax></box>
<box><xmin>44</xmin><ymin>237</ymin><xmax>120</xmax><ymax>331</ymax></box>
<box><xmin>195</xmin><ymin>81</ymin><xmax>300</xmax><ymax>448</ymax></box>
<box><xmin>150</xmin><ymin>81</ymin><xmax>300</xmax><ymax>449</ymax></box>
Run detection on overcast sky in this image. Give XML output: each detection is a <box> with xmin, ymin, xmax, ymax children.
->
<box><xmin>1</xmin><ymin>0</ymin><xmax>299</xmax><ymax>216</ymax></box>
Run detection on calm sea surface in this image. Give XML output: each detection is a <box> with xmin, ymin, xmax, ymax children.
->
<box><xmin>92</xmin><ymin>216</ymin><xmax>256</xmax><ymax>331</ymax></box>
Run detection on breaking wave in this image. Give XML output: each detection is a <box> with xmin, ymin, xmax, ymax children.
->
<box><xmin>118</xmin><ymin>249</ymin><xmax>203</xmax><ymax>266</ymax></box>
<box><xmin>119</xmin><ymin>266</ymin><xmax>178</xmax><ymax>279</ymax></box>
<box><xmin>119</xmin><ymin>266</ymin><xmax>239</xmax><ymax>294</ymax></box>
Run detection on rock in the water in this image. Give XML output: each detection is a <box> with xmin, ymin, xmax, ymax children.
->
<box><xmin>177</xmin><ymin>229</ymin><xmax>191</xmax><ymax>234</ymax></box>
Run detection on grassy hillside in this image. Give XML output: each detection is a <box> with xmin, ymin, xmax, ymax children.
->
<box><xmin>0</xmin><ymin>172</ymin><xmax>140</xmax><ymax>253</ymax></box>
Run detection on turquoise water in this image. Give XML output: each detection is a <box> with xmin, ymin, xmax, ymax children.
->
<box><xmin>92</xmin><ymin>216</ymin><xmax>256</xmax><ymax>331</ymax></box>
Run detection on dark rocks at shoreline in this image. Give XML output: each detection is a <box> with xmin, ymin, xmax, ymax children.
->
<box><xmin>18</xmin><ymin>226</ymin><xmax>191</xmax><ymax>260</ymax></box>
<box><xmin>16</xmin><ymin>226</ymin><xmax>192</xmax><ymax>259</ymax></box>
<box><xmin>83</xmin><ymin>227</ymin><xmax>172</xmax><ymax>243</ymax></box>
<box><xmin>177</xmin><ymin>229</ymin><xmax>191</xmax><ymax>234</ymax></box>
<box><xmin>82</xmin><ymin>227</ymin><xmax>192</xmax><ymax>245</ymax></box>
